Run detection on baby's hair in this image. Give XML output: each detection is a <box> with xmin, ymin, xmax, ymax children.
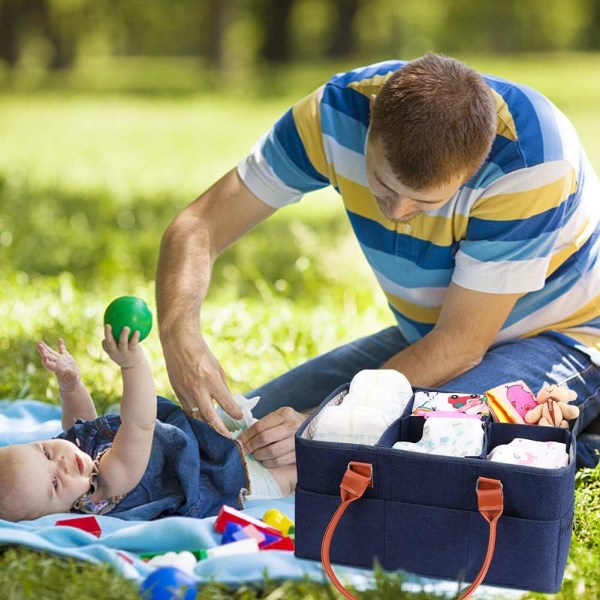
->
<box><xmin>0</xmin><ymin>446</ymin><xmax>29</xmax><ymax>522</ymax></box>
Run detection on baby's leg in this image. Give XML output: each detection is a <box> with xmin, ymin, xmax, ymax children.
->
<box><xmin>245</xmin><ymin>457</ymin><xmax>296</xmax><ymax>499</ymax></box>
<box><xmin>268</xmin><ymin>464</ymin><xmax>297</xmax><ymax>496</ymax></box>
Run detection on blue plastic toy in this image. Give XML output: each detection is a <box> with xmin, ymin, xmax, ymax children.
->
<box><xmin>139</xmin><ymin>566</ymin><xmax>197</xmax><ymax>600</ymax></box>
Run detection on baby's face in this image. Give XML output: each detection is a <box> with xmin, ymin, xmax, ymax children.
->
<box><xmin>7</xmin><ymin>438</ymin><xmax>94</xmax><ymax>519</ymax></box>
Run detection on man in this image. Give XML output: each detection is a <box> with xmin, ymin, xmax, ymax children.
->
<box><xmin>156</xmin><ymin>54</ymin><xmax>600</xmax><ymax>469</ymax></box>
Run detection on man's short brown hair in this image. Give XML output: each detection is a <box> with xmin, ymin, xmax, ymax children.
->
<box><xmin>369</xmin><ymin>53</ymin><xmax>497</xmax><ymax>190</ymax></box>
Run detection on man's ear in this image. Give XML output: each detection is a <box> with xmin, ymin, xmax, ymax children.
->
<box><xmin>370</xmin><ymin>94</ymin><xmax>377</xmax><ymax>111</ymax></box>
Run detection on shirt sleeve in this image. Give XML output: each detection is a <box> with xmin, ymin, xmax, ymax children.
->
<box><xmin>452</xmin><ymin>160</ymin><xmax>578</xmax><ymax>294</ymax></box>
<box><xmin>237</xmin><ymin>85</ymin><xmax>331</xmax><ymax>208</ymax></box>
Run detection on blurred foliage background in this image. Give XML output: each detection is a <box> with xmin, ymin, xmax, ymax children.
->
<box><xmin>1</xmin><ymin>0</ymin><xmax>600</xmax><ymax>409</ymax></box>
<box><xmin>1</xmin><ymin>0</ymin><xmax>600</xmax><ymax>93</ymax></box>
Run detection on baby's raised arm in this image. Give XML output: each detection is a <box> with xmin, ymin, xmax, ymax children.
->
<box><xmin>93</xmin><ymin>324</ymin><xmax>157</xmax><ymax>501</ymax></box>
<box><xmin>37</xmin><ymin>339</ymin><xmax>97</xmax><ymax>430</ymax></box>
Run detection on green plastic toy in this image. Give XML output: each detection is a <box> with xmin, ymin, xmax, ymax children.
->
<box><xmin>103</xmin><ymin>296</ymin><xmax>153</xmax><ymax>342</ymax></box>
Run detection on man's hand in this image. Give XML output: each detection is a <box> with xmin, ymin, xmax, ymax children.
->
<box><xmin>37</xmin><ymin>338</ymin><xmax>82</xmax><ymax>392</ymax></box>
<box><xmin>237</xmin><ymin>407</ymin><xmax>307</xmax><ymax>468</ymax></box>
<box><xmin>161</xmin><ymin>328</ymin><xmax>243</xmax><ymax>437</ymax></box>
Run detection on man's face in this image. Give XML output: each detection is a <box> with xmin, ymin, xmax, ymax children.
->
<box><xmin>3</xmin><ymin>438</ymin><xmax>94</xmax><ymax>520</ymax></box>
<box><xmin>365</xmin><ymin>135</ymin><xmax>467</xmax><ymax>223</ymax></box>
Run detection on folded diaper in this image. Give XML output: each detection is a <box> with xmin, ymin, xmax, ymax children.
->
<box><xmin>311</xmin><ymin>370</ymin><xmax>413</xmax><ymax>445</ymax></box>
<box><xmin>347</xmin><ymin>369</ymin><xmax>413</xmax><ymax>417</ymax></box>
<box><xmin>342</xmin><ymin>388</ymin><xmax>410</xmax><ymax>418</ymax></box>
<box><xmin>312</xmin><ymin>405</ymin><xmax>394</xmax><ymax>445</ymax></box>
<box><xmin>393</xmin><ymin>417</ymin><xmax>484</xmax><ymax>457</ymax></box>
<box><xmin>349</xmin><ymin>369</ymin><xmax>412</xmax><ymax>399</ymax></box>
<box><xmin>487</xmin><ymin>438</ymin><xmax>568</xmax><ymax>468</ymax></box>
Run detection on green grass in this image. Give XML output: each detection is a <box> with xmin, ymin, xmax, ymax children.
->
<box><xmin>1</xmin><ymin>54</ymin><xmax>599</xmax><ymax>598</ymax></box>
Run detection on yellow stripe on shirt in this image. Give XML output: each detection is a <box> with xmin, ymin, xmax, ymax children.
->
<box><xmin>490</xmin><ymin>88</ymin><xmax>518</xmax><ymax>141</ymax></box>
<box><xmin>292</xmin><ymin>88</ymin><xmax>332</xmax><ymax>183</ymax></box>
<box><xmin>386</xmin><ymin>292</ymin><xmax>442</xmax><ymax>325</ymax></box>
<box><xmin>472</xmin><ymin>170</ymin><xmax>578</xmax><ymax>220</ymax></box>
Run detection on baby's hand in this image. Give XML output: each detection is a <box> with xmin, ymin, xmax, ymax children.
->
<box><xmin>102</xmin><ymin>324</ymin><xmax>144</xmax><ymax>368</ymax></box>
<box><xmin>37</xmin><ymin>339</ymin><xmax>82</xmax><ymax>391</ymax></box>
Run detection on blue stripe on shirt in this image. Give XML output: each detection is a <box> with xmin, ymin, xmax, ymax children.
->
<box><xmin>321</xmin><ymin>104</ymin><xmax>368</xmax><ymax>154</ymax></box>
<box><xmin>362</xmin><ymin>246</ymin><xmax>453</xmax><ymax>289</ymax></box>
<box><xmin>322</xmin><ymin>84</ymin><xmax>371</xmax><ymax>130</ymax></box>
<box><xmin>484</xmin><ymin>136</ymin><xmax>525</xmax><ymax>175</ymax></box>
<box><xmin>347</xmin><ymin>210</ymin><xmax>457</xmax><ymax>269</ymax></box>
<box><xmin>459</xmin><ymin>230</ymin><xmax>558</xmax><ymax>263</ymax></box>
<box><xmin>265</xmin><ymin>109</ymin><xmax>329</xmax><ymax>190</ymax></box>
<box><xmin>467</xmin><ymin>202</ymin><xmax>569</xmax><ymax>243</ymax></box>
<box><xmin>517</xmin><ymin>85</ymin><xmax>563</xmax><ymax>162</ymax></box>
<box><xmin>501</xmin><ymin>84</ymin><xmax>546</xmax><ymax>166</ymax></box>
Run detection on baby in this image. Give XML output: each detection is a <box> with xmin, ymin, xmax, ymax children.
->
<box><xmin>0</xmin><ymin>326</ymin><xmax>295</xmax><ymax>522</ymax></box>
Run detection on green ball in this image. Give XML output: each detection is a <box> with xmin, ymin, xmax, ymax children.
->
<box><xmin>103</xmin><ymin>296</ymin><xmax>153</xmax><ymax>342</ymax></box>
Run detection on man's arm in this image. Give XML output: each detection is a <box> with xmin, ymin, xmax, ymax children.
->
<box><xmin>381</xmin><ymin>282</ymin><xmax>521</xmax><ymax>386</ymax></box>
<box><xmin>156</xmin><ymin>168</ymin><xmax>276</xmax><ymax>435</ymax></box>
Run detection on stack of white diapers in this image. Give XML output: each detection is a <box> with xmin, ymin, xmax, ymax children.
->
<box><xmin>312</xmin><ymin>370</ymin><xmax>413</xmax><ymax>445</ymax></box>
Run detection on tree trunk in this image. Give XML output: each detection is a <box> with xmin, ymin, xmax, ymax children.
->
<box><xmin>257</xmin><ymin>0</ymin><xmax>295</xmax><ymax>63</ymax></box>
<box><xmin>34</xmin><ymin>0</ymin><xmax>76</xmax><ymax>70</ymax></box>
<box><xmin>585</xmin><ymin>0</ymin><xmax>600</xmax><ymax>49</ymax></box>
<box><xmin>0</xmin><ymin>0</ymin><xmax>22</xmax><ymax>68</ymax></box>
<box><xmin>207</xmin><ymin>0</ymin><xmax>231</xmax><ymax>71</ymax></box>
<box><xmin>326</xmin><ymin>0</ymin><xmax>359</xmax><ymax>58</ymax></box>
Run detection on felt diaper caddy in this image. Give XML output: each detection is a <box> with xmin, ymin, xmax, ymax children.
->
<box><xmin>294</xmin><ymin>384</ymin><xmax>578</xmax><ymax>598</ymax></box>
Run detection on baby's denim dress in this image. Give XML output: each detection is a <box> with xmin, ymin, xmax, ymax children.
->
<box><xmin>56</xmin><ymin>396</ymin><xmax>248</xmax><ymax>520</ymax></box>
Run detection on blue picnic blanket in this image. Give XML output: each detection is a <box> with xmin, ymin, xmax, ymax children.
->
<box><xmin>0</xmin><ymin>399</ymin><xmax>522</xmax><ymax>597</ymax></box>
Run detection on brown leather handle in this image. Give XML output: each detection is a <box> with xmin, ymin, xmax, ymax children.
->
<box><xmin>320</xmin><ymin>464</ymin><xmax>504</xmax><ymax>600</ymax></box>
<box><xmin>321</xmin><ymin>461</ymin><xmax>373</xmax><ymax>599</ymax></box>
<box><xmin>459</xmin><ymin>476</ymin><xmax>504</xmax><ymax>599</ymax></box>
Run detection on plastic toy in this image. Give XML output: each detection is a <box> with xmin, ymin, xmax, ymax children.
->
<box><xmin>206</xmin><ymin>538</ymin><xmax>259</xmax><ymax>558</ymax></box>
<box><xmin>214</xmin><ymin>504</ymin><xmax>280</xmax><ymax>537</ymax></box>
<box><xmin>261</xmin><ymin>535</ymin><xmax>295</xmax><ymax>551</ymax></box>
<box><xmin>146</xmin><ymin>551</ymin><xmax>197</xmax><ymax>576</ymax></box>
<box><xmin>103</xmin><ymin>296</ymin><xmax>153</xmax><ymax>342</ymax></box>
<box><xmin>221</xmin><ymin>521</ymin><xmax>247</xmax><ymax>544</ymax></box>
<box><xmin>141</xmin><ymin>549</ymin><xmax>208</xmax><ymax>561</ymax></box>
<box><xmin>221</xmin><ymin>521</ymin><xmax>285</xmax><ymax>548</ymax></box>
<box><xmin>262</xmin><ymin>508</ymin><xmax>294</xmax><ymax>535</ymax></box>
<box><xmin>525</xmin><ymin>385</ymin><xmax>580</xmax><ymax>428</ymax></box>
<box><xmin>55</xmin><ymin>515</ymin><xmax>102</xmax><ymax>537</ymax></box>
<box><xmin>139</xmin><ymin>566</ymin><xmax>196</xmax><ymax>600</ymax></box>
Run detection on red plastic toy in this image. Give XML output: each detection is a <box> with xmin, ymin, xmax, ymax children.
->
<box><xmin>55</xmin><ymin>515</ymin><xmax>102</xmax><ymax>537</ymax></box>
<box><xmin>214</xmin><ymin>505</ymin><xmax>280</xmax><ymax>537</ymax></box>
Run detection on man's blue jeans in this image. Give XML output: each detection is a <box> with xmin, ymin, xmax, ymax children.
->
<box><xmin>250</xmin><ymin>326</ymin><xmax>600</xmax><ymax>468</ymax></box>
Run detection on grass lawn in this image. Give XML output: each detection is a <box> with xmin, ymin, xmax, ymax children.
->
<box><xmin>0</xmin><ymin>54</ymin><xmax>599</xmax><ymax>598</ymax></box>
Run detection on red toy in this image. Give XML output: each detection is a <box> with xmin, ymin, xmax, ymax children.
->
<box><xmin>261</xmin><ymin>535</ymin><xmax>295</xmax><ymax>551</ymax></box>
<box><xmin>214</xmin><ymin>505</ymin><xmax>280</xmax><ymax>537</ymax></box>
<box><xmin>55</xmin><ymin>515</ymin><xmax>102</xmax><ymax>537</ymax></box>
